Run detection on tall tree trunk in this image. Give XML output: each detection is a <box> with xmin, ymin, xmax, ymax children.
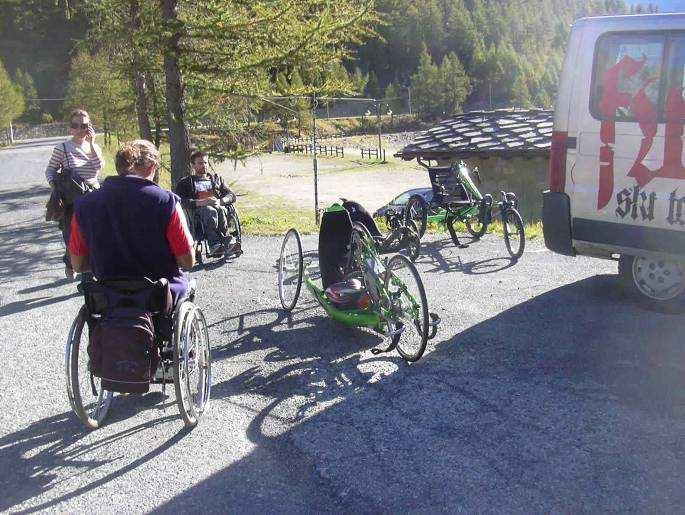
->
<box><xmin>129</xmin><ymin>0</ymin><xmax>153</xmax><ymax>141</ymax></box>
<box><xmin>161</xmin><ymin>0</ymin><xmax>191</xmax><ymax>186</ymax></box>
<box><xmin>132</xmin><ymin>71</ymin><xmax>153</xmax><ymax>141</ymax></box>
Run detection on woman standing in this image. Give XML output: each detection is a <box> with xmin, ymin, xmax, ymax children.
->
<box><xmin>45</xmin><ymin>109</ymin><xmax>104</xmax><ymax>278</ymax></box>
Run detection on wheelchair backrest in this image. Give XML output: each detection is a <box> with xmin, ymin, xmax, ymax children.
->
<box><xmin>428</xmin><ymin>166</ymin><xmax>470</xmax><ymax>204</ymax></box>
<box><xmin>319</xmin><ymin>205</ymin><xmax>353</xmax><ymax>289</ymax></box>
<box><xmin>81</xmin><ymin>278</ymin><xmax>172</xmax><ymax>316</ymax></box>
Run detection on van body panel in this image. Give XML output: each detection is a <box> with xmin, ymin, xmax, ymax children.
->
<box><xmin>544</xmin><ymin>14</ymin><xmax>685</xmax><ymax>261</ymax></box>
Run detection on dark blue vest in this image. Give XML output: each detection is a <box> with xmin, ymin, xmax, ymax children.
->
<box><xmin>74</xmin><ymin>176</ymin><xmax>187</xmax><ymax>298</ymax></box>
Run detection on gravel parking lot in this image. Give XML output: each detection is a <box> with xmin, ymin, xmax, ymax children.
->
<box><xmin>1</xmin><ymin>138</ymin><xmax>683</xmax><ymax>513</ymax></box>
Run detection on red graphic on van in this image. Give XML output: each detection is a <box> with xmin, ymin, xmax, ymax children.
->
<box><xmin>597</xmin><ymin>55</ymin><xmax>685</xmax><ymax>210</ymax></box>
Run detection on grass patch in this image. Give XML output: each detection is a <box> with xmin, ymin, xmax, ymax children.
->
<box><xmin>239</xmin><ymin>193</ymin><xmax>319</xmax><ymax>236</ymax></box>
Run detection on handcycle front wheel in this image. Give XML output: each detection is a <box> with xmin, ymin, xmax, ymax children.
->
<box><xmin>404</xmin><ymin>195</ymin><xmax>428</xmax><ymax>238</ymax></box>
<box><xmin>278</xmin><ymin>228</ymin><xmax>304</xmax><ymax>311</ymax></box>
<box><xmin>173</xmin><ymin>302</ymin><xmax>211</xmax><ymax>428</ymax></box>
<box><xmin>384</xmin><ymin>253</ymin><xmax>429</xmax><ymax>362</ymax></box>
<box><xmin>503</xmin><ymin>208</ymin><xmax>525</xmax><ymax>260</ymax></box>
<box><xmin>404</xmin><ymin>219</ymin><xmax>421</xmax><ymax>262</ymax></box>
<box><xmin>65</xmin><ymin>306</ymin><xmax>113</xmax><ymax>430</ymax></box>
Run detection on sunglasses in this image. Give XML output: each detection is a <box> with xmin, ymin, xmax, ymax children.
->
<box><xmin>70</xmin><ymin>122</ymin><xmax>90</xmax><ymax>130</ymax></box>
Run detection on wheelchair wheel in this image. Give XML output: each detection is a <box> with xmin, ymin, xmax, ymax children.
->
<box><xmin>404</xmin><ymin>195</ymin><xmax>428</xmax><ymax>238</ymax></box>
<box><xmin>383</xmin><ymin>254</ymin><xmax>429</xmax><ymax>362</ymax></box>
<box><xmin>278</xmin><ymin>228</ymin><xmax>303</xmax><ymax>311</ymax></box>
<box><xmin>503</xmin><ymin>208</ymin><xmax>525</xmax><ymax>260</ymax></box>
<box><xmin>173</xmin><ymin>302</ymin><xmax>211</xmax><ymax>428</ymax></box>
<box><xmin>65</xmin><ymin>306</ymin><xmax>113</xmax><ymax>429</ymax></box>
<box><xmin>227</xmin><ymin>205</ymin><xmax>242</xmax><ymax>246</ymax></box>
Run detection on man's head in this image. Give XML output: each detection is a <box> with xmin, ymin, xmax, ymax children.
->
<box><xmin>190</xmin><ymin>150</ymin><xmax>209</xmax><ymax>176</ymax></box>
<box><xmin>115</xmin><ymin>144</ymin><xmax>136</xmax><ymax>175</ymax></box>
<box><xmin>68</xmin><ymin>109</ymin><xmax>91</xmax><ymax>139</ymax></box>
<box><xmin>128</xmin><ymin>139</ymin><xmax>161</xmax><ymax>180</ymax></box>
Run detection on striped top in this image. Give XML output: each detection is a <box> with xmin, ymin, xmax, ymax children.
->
<box><xmin>45</xmin><ymin>140</ymin><xmax>104</xmax><ymax>185</ymax></box>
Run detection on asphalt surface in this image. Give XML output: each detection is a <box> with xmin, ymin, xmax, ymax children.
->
<box><xmin>0</xmin><ymin>138</ymin><xmax>683</xmax><ymax>513</ymax></box>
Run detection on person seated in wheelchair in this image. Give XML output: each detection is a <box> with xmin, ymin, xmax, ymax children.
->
<box><xmin>175</xmin><ymin>149</ymin><xmax>239</xmax><ymax>258</ymax></box>
<box><xmin>68</xmin><ymin>140</ymin><xmax>195</xmax><ymax>307</ymax></box>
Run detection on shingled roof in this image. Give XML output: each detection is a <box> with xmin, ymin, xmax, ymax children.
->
<box><xmin>396</xmin><ymin>109</ymin><xmax>554</xmax><ymax>161</ymax></box>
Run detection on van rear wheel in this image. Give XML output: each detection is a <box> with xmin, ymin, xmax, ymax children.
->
<box><xmin>619</xmin><ymin>255</ymin><xmax>685</xmax><ymax>308</ymax></box>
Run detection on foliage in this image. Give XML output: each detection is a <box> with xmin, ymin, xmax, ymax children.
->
<box><xmin>0</xmin><ymin>58</ymin><xmax>24</xmax><ymax>127</ymax></box>
<box><xmin>410</xmin><ymin>48</ymin><xmax>470</xmax><ymax>117</ymax></box>
<box><xmin>14</xmin><ymin>69</ymin><xmax>39</xmax><ymax>123</ymax></box>
<box><xmin>63</xmin><ymin>50</ymin><xmax>136</xmax><ymax>136</ymax></box>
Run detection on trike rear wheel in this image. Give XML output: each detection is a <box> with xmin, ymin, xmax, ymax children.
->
<box><xmin>384</xmin><ymin>254</ymin><xmax>429</xmax><ymax>362</ymax></box>
<box><xmin>278</xmin><ymin>228</ymin><xmax>304</xmax><ymax>311</ymax></box>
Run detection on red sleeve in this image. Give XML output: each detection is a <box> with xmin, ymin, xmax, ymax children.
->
<box><xmin>166</xmin><ymin>203</ymin><xmax>194</xmax><ymax>257</ymax></box>
<box><xmin>68</xmin><ymin>214</ymin><xmax>89</xmax><ymax>257</ymax></box>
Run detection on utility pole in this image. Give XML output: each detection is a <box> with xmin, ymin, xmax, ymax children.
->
<box><xmin>312</xmin><ymin>94</ymin><xmax>320</xmax><ymax>224</ymax></box>
<box><xmin>376</xmin><ymin>100</ymin><xmax>383</xmax><ymax>160</ymax></box>
<box><xmin>407</xmin><ymin>86</ymin><xmax>412</xmax><ymax>116</ymax></box>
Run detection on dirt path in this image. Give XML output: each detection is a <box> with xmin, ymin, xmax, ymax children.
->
<box><xmin>214</xmin><ymin>150</ymin><xmax>428</xmax><ymax>213</ymax></box>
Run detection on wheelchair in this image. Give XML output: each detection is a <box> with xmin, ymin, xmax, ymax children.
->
<box><xmin>65</xmin><ymin>278</ymin><xmax>211</xmax><ymax>430</ymax></box>
<box><xmin>186</xmin><ymin>202</ymin><xmax>242</xmax><ymax>264</ymax></box>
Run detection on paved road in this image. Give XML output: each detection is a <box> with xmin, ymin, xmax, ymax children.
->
<box><xmin>1</xmin><ymin>138</ymin><xmax>683</xmax><ymax>513</ymax></box>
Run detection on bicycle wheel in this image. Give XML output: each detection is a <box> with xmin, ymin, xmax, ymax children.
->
<box><xmin>173</xmin><ymin>302</ymin><xmax>211</xmax><ymax>428</ymax></box>
<box><xmin>503</xmin><ymin>208</ymin><xmax>525</xmax><ymax>260</ymax></box>
<box><xmin>403</xmin><ymin>219</ymin><xmax>421</xmax><ymax>262</ymax></box>
<box><xmin>384</xmin><ymin>254</ymin><xmax>429</xmax><ymax>362</ymax></box>
<box><xmin>404</xmin><ymin>195</ymin><xmax>428</xmax><ymax>238</ymax></box>
<box><xmin>278</xmin><ymin>228</ymin><xmax>304</xmax><ymax>311</ymax></box>
<box><xmin>65</xmin><ymin>306</ymin><xmax>113</xmax><ymax>430</ymax></box>
<box><xmin>465</xmin><ymin>216</ymin><xmax>487</xmax><ymax>238</ymax></box>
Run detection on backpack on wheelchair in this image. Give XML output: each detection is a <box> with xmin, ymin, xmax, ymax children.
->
<box><xmin>65</xmin><ymin>278</ymin><xmax>211</xmax><ymax>429</ymax></box>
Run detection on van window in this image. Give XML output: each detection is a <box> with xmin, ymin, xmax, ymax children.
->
<box><xmin>591</xmin><ymin>33</ymin><xmax>666</xmax><ymax>122</ymax></box>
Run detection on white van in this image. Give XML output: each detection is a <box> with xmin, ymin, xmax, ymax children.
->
<box><xmin>543</xmin><ymin>13</ymin><xmax>685</xmax><ymax>306</ymax></box>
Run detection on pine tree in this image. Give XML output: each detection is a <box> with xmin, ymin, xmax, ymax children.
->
<box><xmin>14</xmin><ymin>70</ymin><xmax>39</xmax><ymax>123</ymax></box>
<box><xmin>0</xmin><ymin>60</ymin><xmax>24</xmax><ymax>130</ymax></box>
<box><xmin>365</xmin><ymin>70</ymin><xmax>381</xmax><ymax>99</ymax></box>
<box><xmin>439</xmin><ymin>52</ymin><xmax>471</xmax><ymax>114</ymax></box>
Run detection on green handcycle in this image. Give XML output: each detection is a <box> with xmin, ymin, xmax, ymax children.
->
<box><xmin>401</xmin><ymin>161</ymin><xmax>525</xmax><ymax>259</ymax></box>
<box><xmin>278</xmin><ymin>203</ymin><xmax>440</xmax><ymax>362</ymax></box>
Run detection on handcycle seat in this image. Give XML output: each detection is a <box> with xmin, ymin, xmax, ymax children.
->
<box><xmin>428</xmin><ymin>167</ymin><xmax>471</xmax><ymax>205</ymax></box>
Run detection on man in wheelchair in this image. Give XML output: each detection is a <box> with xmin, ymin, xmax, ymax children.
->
<box><xmin>69</xmin><ymin>140</ymin><xmax>195</xmax><ymax>303</ymax></box>
<box><xmin>175</xmin><ymin>149</ymin><xmax>240</xmax><ymax>258</ymax></box>
<box><xmin>65</xmin><ymin>141</ymin><xmax>211</xmax><ymax>429</ymax></box>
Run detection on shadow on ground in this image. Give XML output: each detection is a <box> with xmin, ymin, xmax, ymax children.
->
<box><xmin>155</xmin><ymin>273</ymin><xmax>685</xmax><ymax>512</ymax></box>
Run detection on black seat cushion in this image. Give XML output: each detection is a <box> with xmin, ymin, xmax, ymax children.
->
<box><xmin>341</xmin><ymin>200</ymin><xmax>383</xmax><ymax>238</ymax></box>
<box><xmin>319</xmin><ymin>209</ymin><xmax>353</xmax><ymax>289</ymax></box>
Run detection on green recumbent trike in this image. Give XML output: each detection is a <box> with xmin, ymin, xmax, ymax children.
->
<box><xmin>277</xmin><ymin>203</ymin><xmax>440</xmax><ymax>362</ymax></box>
<box><xmin>400</xmin><ymin>161</ymin><xmax>525</xmax><ymax>260</ymax></box>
